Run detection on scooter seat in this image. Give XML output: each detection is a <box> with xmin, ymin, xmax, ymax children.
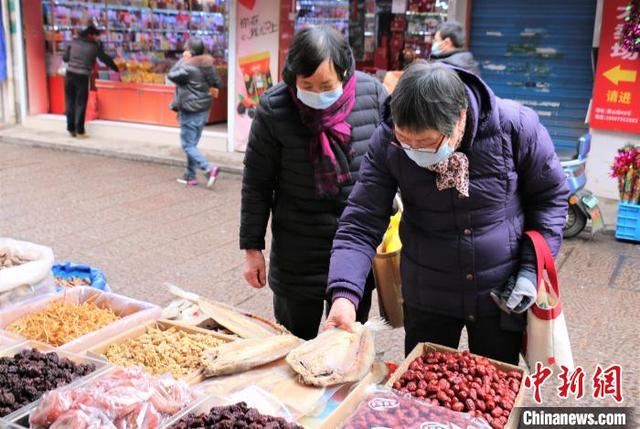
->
<box><xmin>556</xmin><ymin>147</ymin><xmax>579</xmax><ymax>162</ymax></box>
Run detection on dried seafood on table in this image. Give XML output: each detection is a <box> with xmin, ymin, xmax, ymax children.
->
<box><xmin>201</xmin><ymin>335</ymin><xmax>301</xmax><ymax>377</ymax></box>
<box><xmin>286</xmin><ymin>322</ymin><xmax>380</xmax><ymax>387</ymax></box>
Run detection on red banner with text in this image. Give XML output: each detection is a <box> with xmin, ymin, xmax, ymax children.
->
<box><xmin>590</xmin><ymin>0</ymin><xmax>640</xmax><ymax>133</ymax></box>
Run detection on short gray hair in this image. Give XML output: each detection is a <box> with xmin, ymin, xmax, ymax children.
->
<box><xmin>390</xmin><ymin>62</ymin><xmax>468</xmax><ymax>135</ymax></box>
<box><xmin>437</xmin><ymin>21</ymin><xmax>465</xmax><ymax>49</ymax></box>
<box><xmin>187</xmin><ymin>37</ymin><xmax>205</xmax><ymax>56</ymax></box>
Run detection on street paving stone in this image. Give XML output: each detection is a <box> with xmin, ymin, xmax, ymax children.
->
<box><xmin>0</xmin><ymin>143</ymin><xmax>637</xmax><ymax>411</ymax></box>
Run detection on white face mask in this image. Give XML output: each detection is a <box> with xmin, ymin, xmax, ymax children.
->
<box><xmin>402</xmin><ymin>137</ymin><xmax>454</xmax><ymax>167</ymax></box>
<box><xmin>399</xmin><ymin>116</ymin><xmax>466</xmax><ymax>168</ymax></box>
<box><xmin>431</xmin><ymin>41</ymin><xmax>443</xmax><ymax>56</ymax></box>
<box><xmin>296</xmin><ymin>85</ymin><xmax>343</xmax><ymax>110</ymax></box>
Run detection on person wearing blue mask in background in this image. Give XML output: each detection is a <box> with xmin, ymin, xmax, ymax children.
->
<box><xmin>430</xmin><ymin>21</ymin><xmax>480</xmax><ymax>76</ymax></box>
<box><xmin>239</xmin><ymin>26</ymin><xmax>387</xmax><ymax>339</ymax></box>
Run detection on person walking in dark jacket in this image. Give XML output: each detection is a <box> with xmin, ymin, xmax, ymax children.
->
<box><xmin>168</xmin><ymin>37</ymin><xmax>222</xmax><ymax>188</ymax></box>
<box><xmin>62</xmin><ymin>23</ymin><xmax>118</xmax><ymax>138</ymax></box>
<box><xmin>324</xmin><ymin>62</ymin><xmax>568</xmax><ymax>364</ymax></box>
<box><xmin>239</xmin><ymin>26</ymin><xmax>387</xmax><ymax>340</ymax></box>
<box><xmin>430</xmin><ymin>21</ymin><xmax>480</xmax><ymax>75</ymax></box>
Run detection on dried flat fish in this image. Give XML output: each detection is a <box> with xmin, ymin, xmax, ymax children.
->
<box><xmin>202</xmin><ymin>335</ymin><xmax>302</xmax><ymax>377</ymax></box>
<box><xmin>286</xmin><ymin>322</ymin><xmax>381</xmax><ymax>387</ymax></box>
<box><xmin>167</xmin><ymin>284</ymin><xmax>288</xmax><ymax>338</ymax></box>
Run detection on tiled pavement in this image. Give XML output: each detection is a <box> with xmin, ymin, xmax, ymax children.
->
<box><xmin>1</xmin><ymin>143</ymin><xmax>638</xmax><ymax>411</ymax></box>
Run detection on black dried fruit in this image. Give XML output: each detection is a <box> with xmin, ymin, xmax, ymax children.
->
<box><xmin>0</xmin><ymin>348</ymin><xmax>95</xmax><ymax>417</ymax></box>
<box><xmin>172</xmin><ymin>402</ymin><xmax>303</xmax><ymax>429</ymax></box>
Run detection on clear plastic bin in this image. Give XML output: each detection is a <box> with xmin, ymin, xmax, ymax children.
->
<box><xmin>0</xmin><ymin>331</ymin><xmax>23</xmax><ymax>350</ymax></box>
<box><xmin>12</xmin><ymin>366</ymin><xmax>199</xmax><ymax>429</ymax></box>
<box><xmin>162</xmin><ymin>386</ymin><xmax>297</xmax><ymax>428</ymax></box>
<box><xmin>0</xmin><ymin>340</ymin><xmax>110</xmax><ymax>425</ymax></box>
<box><xmin>87</xmin><ymin>319</ymin><xmax>232</xmax><ymax>383</ymax></box>
<box><xmin>0</xmin><ymin>286</ymin><xmax>161</xmax><ymax>353</ymax></box>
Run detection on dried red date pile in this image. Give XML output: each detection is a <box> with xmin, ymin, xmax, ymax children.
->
<box><xmin>392</xmin><ymin>350</ymin><xmax>522</xmax><ymax>429</ymax></box>
<box><xmin>172</xmin><ymin>402</ymin><xmax>303</xmax><ymax>429</ymax></box>
<box><xmin>0</xmin><ymin>348</ymin><xmax>95</xmax><ymax>417</ymax></box>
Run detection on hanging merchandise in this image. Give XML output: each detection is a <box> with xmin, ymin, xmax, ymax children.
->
<box><xmin>41</xmin><ymin>0</ymin><xmax>229</xmax><ymax>126</ymax></box>
<box><xmin>295</xmin><ymin>0</ymin><xmax>350</xmax><ymax>38</ymax></box>
<box><xmin>404</xmin><ymin>0</ymin><xmax>448</xmax><ymax>60</ymax></box>
<box><xmin>622</xmin><ymin>0</ymin><xmax>640</xmax><ymax>53</ymax></box>
<box><xmin>42</xmin><ymin>1</ymin><xmax>228</xmax><ymax>84</ymax></box>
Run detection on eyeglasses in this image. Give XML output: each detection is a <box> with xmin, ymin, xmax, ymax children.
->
<box><xmin>391</xmin><ymin>130</ymin><xmax>447</xmax><ymax>154</ymax></box>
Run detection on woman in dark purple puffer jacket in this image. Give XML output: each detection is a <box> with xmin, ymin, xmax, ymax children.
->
<box><xmin>324</xmin><ymin>62</ymin><xmax>568</xmax><ymax>364</ymax></box>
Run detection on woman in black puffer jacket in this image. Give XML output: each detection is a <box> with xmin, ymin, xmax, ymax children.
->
<box><xmin>240</xmin><ymin>26</ymin><xmax>387</xmax><ymax>339</ymax></box>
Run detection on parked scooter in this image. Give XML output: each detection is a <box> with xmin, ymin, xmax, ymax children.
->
<box><xmin>559</xmin><ymin>133</ymin><xmax>604</xmax><ymax>238</ymax></box>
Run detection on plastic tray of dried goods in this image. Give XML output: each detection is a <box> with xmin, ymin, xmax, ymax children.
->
<box><xmin>0</xmin><ymin>331</ymin><xmax>22</xmax><ymax>350</ymax></box>
<box><xmin>161</xmin><ymin>386</ymin><xmax>300</xmax><ymax>429</ymax></box>
<box><xmin>0</xmin><ymin>286</ymin><xmax>161</xmax><ymax>353</ymax></box>
<box><xmin>87</xmin><ymin>319</ymin><xmax>234</xmax><ymax>383</ymax></box>
<box><xmin>5</xmin><ymin>366</ymin><xmax>199</xmax><ymax>428</ymax></box>
<box><xmin>0</xmin><ymin>340</ymin><xmax>110</xmax><ymax>425</ymax></box>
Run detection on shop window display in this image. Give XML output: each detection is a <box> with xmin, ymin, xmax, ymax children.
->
<box><xmin>41</xmin><ymin>0</ymin><xmax>228</xmax><ymax>125</ymax></box>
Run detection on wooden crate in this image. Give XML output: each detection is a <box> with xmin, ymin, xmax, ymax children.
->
<box><xmin>386</xmin><ymin>342</ymin><xmax>528</xmax><ymax>429</ymax></box>
<box><xmin>88</xmin><ymin>319</ymin><xmax>234</xmax><ymax>384</ymax></box>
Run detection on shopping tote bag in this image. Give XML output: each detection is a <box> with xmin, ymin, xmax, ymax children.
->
<box><xmin>371</xmin><ymin>196</ymin><xmax>404</xmax><ymax>328</ymax></box>
<box><xmin>85</xmin><ymin>91</ymin><xmax>98</xmax><ymax>122</ymax></box>
<box><xmin>522</xmin><ymin>231</ymin><xmax>574</xmax><ymax>372</ymax></box>
<box><xmin>85</xmin><ymin>64</ymin><xmax>99</xmax><ymax>122</ymax></box>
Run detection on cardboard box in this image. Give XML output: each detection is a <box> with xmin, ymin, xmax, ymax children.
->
<box><xmin>386</xmin><ymin>343</ymin><xmax>527</xmax><ymax>429</ymax></box>
<box><xmin>88</xmin><ymin>319</ymin><xmax>234</xmax><ymax>384</ymax></box>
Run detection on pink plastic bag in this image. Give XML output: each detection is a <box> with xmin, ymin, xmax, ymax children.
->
<box><xmin>0</xmin><ymin>287</ymin><xmax>161</xmax><ymax>352</ymax></box>
<box><xmin>30</xmin><ymin>367</ymin><xmax>195</xmax><ymax>429</ymax></box>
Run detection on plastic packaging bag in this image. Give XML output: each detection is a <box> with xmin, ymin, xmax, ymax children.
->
<box><xmin>52</xmin><ymin>262</ymin><xmax>110</xmax><ymax>292</ymax></box>
<box><xmin>229</xmin><ymin>385</ymin><xmax>295</xmax><ymax>422</ymax></box>
<box><xmin>373</xmin><ymin>209</ymin><xmax>404</xmax><ymax>328</ymax></box>
<box><xmin>0</xmin><ymin>286</ymin><xmax>161</xmax><ymax>352</ymax></box>
<box><xmin>30</xmin><ymin>367</ymin><xmax>195</xmax><ymax>429</ymax></box>
<box><xmin>200</xmin><ymin>359</ymin><xmax>326</xmax><ymax>419</ymax></box>
<box><xmin>339</xmin><ymin>386</ymin><xmax>491</xmax><ymax>429</ymax></box>
<box><xmin>0</xmin><ymin>238</ymin><xmax>56</xmax><ymax>308</ymax></box>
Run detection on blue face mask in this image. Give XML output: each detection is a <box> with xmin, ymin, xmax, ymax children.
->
<box><xmin>431</xmin><ymin>41</ymin><xmax>443</xmax><ymax>56</ymax></box>
<box><xmin>296</xmin><ymin>86</ymin><xmax>343</xmax><ymax>110</ymax></box>
<box><xmin>403</xmin><ymin>137</ymin><xmax>454</xmax><ymax>168</ymax></box>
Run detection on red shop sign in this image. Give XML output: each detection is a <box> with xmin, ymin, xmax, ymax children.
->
<box><xmin>590</xmin><ymin>0</ymin><xmax>640</xmax><ymax>133</ymax></box>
